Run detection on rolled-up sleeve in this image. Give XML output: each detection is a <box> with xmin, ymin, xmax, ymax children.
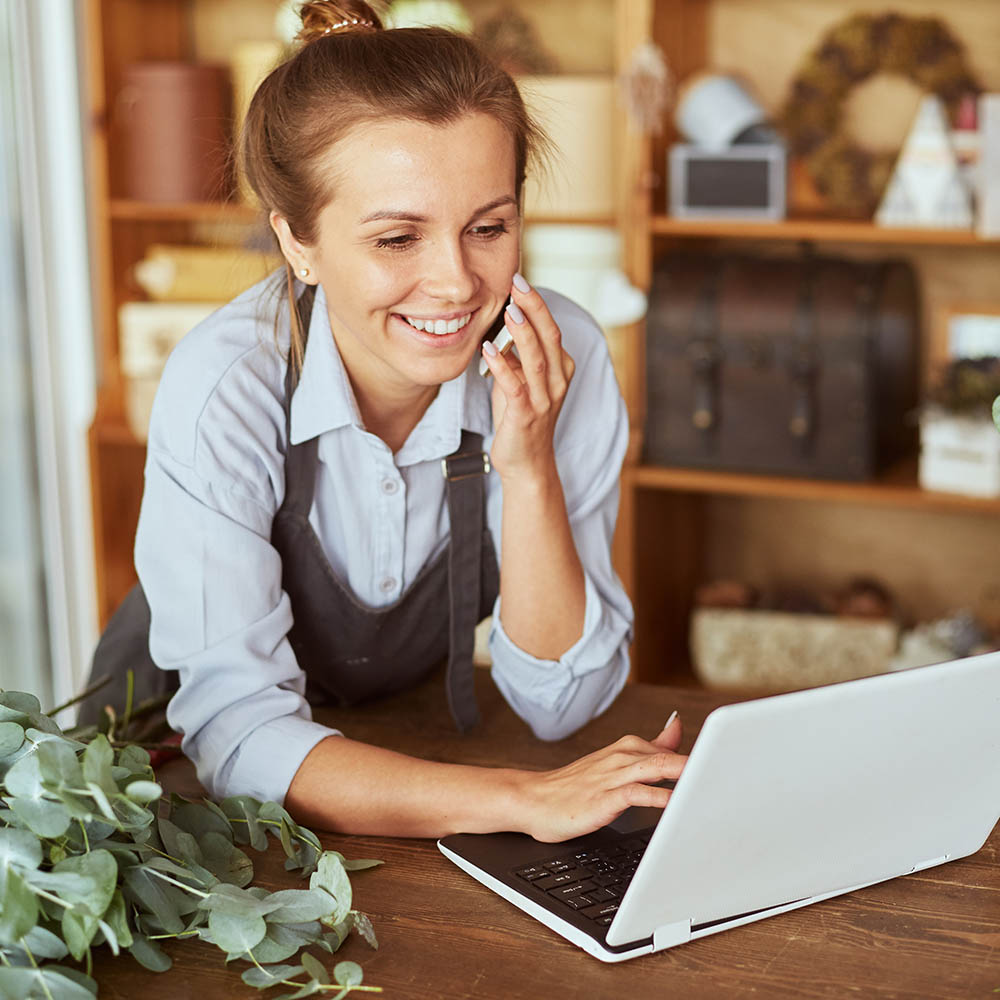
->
<box><xmin>137</xmin><ymin>450</ymin><xmax>337</xmax><ymax>805</ymax></box>
<box><xmin>135</xmin><ymin>324</ymin><xmax>338</xmax><ymax>806</ymax></box>
<box><xmin>488</xmin><ymin>298</ymin><xmax>633</xmax><ymax>740</ymax></box>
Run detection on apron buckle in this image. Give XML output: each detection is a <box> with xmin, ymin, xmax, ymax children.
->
<box><xmin>442</xmin><ymin>451</ymin><xmax>491</xmax><ymax>481</ymax></box>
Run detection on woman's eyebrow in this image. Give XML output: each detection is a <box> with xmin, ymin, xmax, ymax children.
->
<box><xmin>357</xmin><ymin>195</ymin><xmax>517</xmax><ymax>226</ymax></box>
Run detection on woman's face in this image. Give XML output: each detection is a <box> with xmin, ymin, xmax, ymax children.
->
<box><xmin>293</xmin><ymin>112</ymin><xmax>520</xmax><ymax>401</ymax></box>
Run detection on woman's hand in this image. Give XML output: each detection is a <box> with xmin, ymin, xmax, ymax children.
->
<box><xmin>482</xmin><ymin>275</ymin><xmax>575</xmax><ymax>483</ymax></box>
<box><xmin>513</xmin><ymin>714</ymin><xmax>687</xmax><ymax>843</ymax></box>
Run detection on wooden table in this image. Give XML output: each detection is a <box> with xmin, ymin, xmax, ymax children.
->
<box><xmin>92</xmin><ymin>671</ymin><xmax>1000</xmax><ymax>999</ymax></box>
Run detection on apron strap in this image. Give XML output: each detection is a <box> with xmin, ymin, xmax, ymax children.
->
<box><xmin>444</xmin><ymin>430</ymin><xmax>491</xmax><ymax>731</ymax></box>
<box><xmin>279</xmin><ymin>285</ymin><xmax>319</xmax><ymax>518</ymax></box>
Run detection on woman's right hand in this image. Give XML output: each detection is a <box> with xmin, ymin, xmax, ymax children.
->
<box><xmin>514</xmin><ymin>714</ymin><xmax>687</xmax><ymax>843</ymax></box>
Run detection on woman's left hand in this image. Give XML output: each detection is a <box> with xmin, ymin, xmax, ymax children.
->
<box><xmin>482</xmin><ymin>276</ymin><xmax>575</xmax><ymax>482</ymax></box>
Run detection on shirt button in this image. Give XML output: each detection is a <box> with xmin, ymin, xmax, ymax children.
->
<box><xmin>379</xmin><ymin>577</ymin><xmax>396</xmax><ymax>594</ymax></box>
<box><xmin>381</xmin><ymin>478</ymin><xmax>399</xmax><ymax>495</ymax></box>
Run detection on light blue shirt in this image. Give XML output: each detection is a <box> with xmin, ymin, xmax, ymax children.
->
<box><xmin>135</xmin><ymin>277</ymin><xmax>633</xmax><ymax>805</ymax></box>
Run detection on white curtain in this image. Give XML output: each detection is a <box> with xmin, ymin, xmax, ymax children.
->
<box><xmin>0</xmin><ymin>0</ymin><xmax>97</xmax><ymax>713</ymax></box>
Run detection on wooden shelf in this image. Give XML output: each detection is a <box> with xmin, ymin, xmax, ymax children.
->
<box><xmin>109</xmin><ymin>199</ymin><xmax>617</xmax><ymax>228</ymax></box>
<box><xmin>650</xmin><ymin>215</ymin><xmax>1000</xmax><ymax>247</ymax></box>
<box><xmin>631</xmin><ymin>460</ymin><xmax>1000</xmax><ymax>515</ymax></box>
<box><xmin>109</xmin><ymin>199</ymin><xmax>263</xmax><ymax>223</ymax></box>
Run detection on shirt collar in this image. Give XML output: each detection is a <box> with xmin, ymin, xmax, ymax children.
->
<box><xmin>288</xmin><ymin>284</ymin><xmax>493</xmax><ymax>456</ymax></box>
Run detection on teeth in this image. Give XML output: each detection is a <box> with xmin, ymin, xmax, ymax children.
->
<box><xmin>403</xmin><ymin>313</ymin><xmax>471</xmax><ymax>335</ymax></box>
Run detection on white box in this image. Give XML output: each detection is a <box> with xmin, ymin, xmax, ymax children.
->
<box><xmin>977</xmin><ymin>94</ymin><xmax>1000</xmax><ymax>238</ymax></box>
<box><xmin>919</xmin><ymin>412</ymin><xmax>1000</xmax><ymax>498</ymax></box>
<box><xmin>119</xmin><ymin>301</ymin><xmax>221</xmax><ymax>440</ymax></box>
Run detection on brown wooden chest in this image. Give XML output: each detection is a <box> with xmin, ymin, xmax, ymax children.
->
<box><xmin>644</xmin><ymin>251</ymin><xmax>920</xmax><ymax>480</ymax></box>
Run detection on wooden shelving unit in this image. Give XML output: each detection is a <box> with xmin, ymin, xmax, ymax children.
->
<box><xmin>84</xmin><ymin>0</ymin><xmax>1000</xmax><ymax>686</ymax></box>
<box><xmin>612</xmin><ymin>0</ymin><xmax>1000</xmax><ymax>684</ymax></box>
<box><xmin>650</xmin><ymin>215</ymin><xmax>1000</xmax><ymax>247</ymax></box>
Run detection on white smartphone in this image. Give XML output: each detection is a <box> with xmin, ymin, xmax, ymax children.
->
<box><xmin>478</xmin><ymin>300</ymin><xmax>516</xmax><ymax>377</ymax></box>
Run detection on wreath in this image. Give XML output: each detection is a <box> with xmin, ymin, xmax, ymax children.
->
<box><xmin>781</xmin><ymin>13</ymin><xmax>981</xmax><ymax>218</ymax></box>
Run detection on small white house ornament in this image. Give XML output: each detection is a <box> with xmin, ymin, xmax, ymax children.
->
<box><xmin>876</xmin><ymin>95</ymin><xmax>973</xmax><ymax>229</ymax></box>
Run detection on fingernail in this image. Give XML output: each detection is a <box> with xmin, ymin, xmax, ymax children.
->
<box><xmin>512</xmin><ymin>271</ymin><xmax>530</xmax><ymax>293</ymax></box>
<box><xmin>662</xmin><ymin>710</ymin><xmax>678</xmax><ymax>731</ymax></box>
<box><xmin>506</xmin><ymin>302</ymin><xmax>525</xmax><ymax>324</ymax></box>
<box><xmin>482</xmin><ymin>338</ymin><xmax>497</xmax><ymax>356</ymax></box>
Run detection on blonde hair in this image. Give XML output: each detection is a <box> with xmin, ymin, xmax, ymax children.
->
<box><xmin>240</xmin><ymin>0</ymin><xmax>549</xmax><ymax>373</ymax></box>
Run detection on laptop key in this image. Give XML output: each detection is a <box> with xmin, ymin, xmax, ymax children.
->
<box><xmin>549</xmin><ymin>881</ymin><xmax>596</xmax><ymax>901</ymax></box>
<box><xmin>514</xmin><ymin>866</ymin><xmax>548</xmax><ymax>881</ymax></box>
<box><xmin>560</xmin><ymin>894</ymin><xmax>592</xmax><ymax>911</ymax></box>
<box><xmin>585</xmin><ymin>888</ymin><xmax>617</xmax><ymax>903</ymax></box>
<box><xmin>581</xmin><ymin>900</ymin><xmax>619</xmax><ymax>920</ymax></box>
<box><xmin>596</xmin><ymin>915</ymin><xmax>615</xmax><ymax>926</ymax></box>
<box><xmin>545</xmin><ymin>861</ymin><xmax>576</xmax><ymax>874</ymax></box>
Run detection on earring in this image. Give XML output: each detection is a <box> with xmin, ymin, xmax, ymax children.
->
<box><xmin>298</xmin><ymin>267</ymin><xmax>310</xmax><ymax>278</ymax></box>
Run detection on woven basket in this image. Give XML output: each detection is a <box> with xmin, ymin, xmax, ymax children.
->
<box><xmin>690</xmin><ymin>608</ymin><xmax>899</xmax><ymax>692</ymax></box>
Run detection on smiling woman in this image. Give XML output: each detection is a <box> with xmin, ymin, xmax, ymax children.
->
<box><xmin>80</xmin><ymin>0</ymin><xmax>686</xmax><ymax>844</ymax></box>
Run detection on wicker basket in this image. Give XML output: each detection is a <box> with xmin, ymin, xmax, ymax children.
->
<box><xmin>690</xmin><ymin>608</ymin><xmax>899</xmax><ymax>692</ymax></box>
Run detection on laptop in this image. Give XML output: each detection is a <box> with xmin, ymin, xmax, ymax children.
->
<box><xmin>438</xmin><ymin>650</ymin><xmax>1000</xmax><ymax>962</ymax></box>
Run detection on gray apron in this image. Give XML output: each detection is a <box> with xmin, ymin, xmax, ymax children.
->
<box><xmin>80</xmin><ymin>285</ymin><xmax>500</xmax><ymax>733</ymax></box>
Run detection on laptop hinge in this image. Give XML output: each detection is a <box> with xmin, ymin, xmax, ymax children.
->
<box><xmin>653</xmin><ymin>919</ymin><xmax>692</xmax><ymax>952</ymax></box>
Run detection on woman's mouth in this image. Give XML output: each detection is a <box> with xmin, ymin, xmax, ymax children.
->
<box><xmin>400</xmin><ymin>311</ymin><xmax>474</xmax><ymax>335</ymax></box>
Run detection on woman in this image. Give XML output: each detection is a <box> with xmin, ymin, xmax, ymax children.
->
<box><xmin>92</xmin><ymin>0</ymin><xmax>685</xmax><ymax>842</ymax></box>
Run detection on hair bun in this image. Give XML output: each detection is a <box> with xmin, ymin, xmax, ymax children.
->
<box><xmin>297</xmin><ymin>0</ymin><xmax>383</xmax><ymax>45</ymax></box>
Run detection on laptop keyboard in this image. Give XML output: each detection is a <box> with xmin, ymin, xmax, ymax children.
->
<box><xmin>512</xmin><ymin>828</ymin><xmax>653</xmax><ymax>926</ymax></box>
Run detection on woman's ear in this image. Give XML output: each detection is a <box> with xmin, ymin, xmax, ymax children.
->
<box><xmin>269</xmin><ymin>211</ymin><xmax>317</xmax><ymax>283</ymax></box>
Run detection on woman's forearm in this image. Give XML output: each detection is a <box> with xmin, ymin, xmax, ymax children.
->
<box><xmin>498</xmin><ymin>457</ymin><xmax>586</xmax><ymax>660</ymax></box>
<box><xmin>284</xmin><ymin>734</ymin><xmax>526</xmax><ymax>838</ymax></box>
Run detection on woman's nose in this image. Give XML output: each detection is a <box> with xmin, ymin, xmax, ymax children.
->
<box><xmin>422</xmin><ymin>243</ymin><xmax>477</xmax><ymax>303</ymax></box>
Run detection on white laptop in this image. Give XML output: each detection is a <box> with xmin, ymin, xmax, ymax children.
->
<box><xmin>438</xmin><ymin>650</ymin><xmax>1000</xmax><ymax>962</ymax></box>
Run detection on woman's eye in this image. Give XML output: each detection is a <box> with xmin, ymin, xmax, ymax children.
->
<box><xmin>470</xmin><ymin>223</ymin><xmax>509</xmax><ymax>239</ymax></box>
<box><xmin>375</xmin><ymin>234</ymin><xmax>418</xmax><ymax>250</ymax></box>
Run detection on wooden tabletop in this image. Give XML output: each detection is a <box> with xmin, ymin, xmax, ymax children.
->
<box><xmin>91</xmin><ymin>670</ymin><xmax>1000</xmax><ymax>999</ymax></box>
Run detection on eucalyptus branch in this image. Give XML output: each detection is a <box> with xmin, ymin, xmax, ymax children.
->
<box><xmin>144</xmin><ymin>868</ymin><xmax>210</xmax><ymax>898</ymax></box>
<box><xmin>1</xmin><ymin>684</ymin><xmax>381</xmax><ymax>995</ymax></box>
<box><xmin>46</xmin><ymin>674</ymin><xmax>112</xmax><ymax>718</ymax></box>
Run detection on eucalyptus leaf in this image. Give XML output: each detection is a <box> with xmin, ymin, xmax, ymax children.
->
<box><xmin>351</xmin><ymin>910</ymin><xmax>378</xmax><ymax>950</ymax></box>
<box><xmin>53</xmin><ymin>850</ymin><xmax>117</xmax><ymax>917</ymax></box>
<box><xmin>199</xmin><ymin>831</ymin><xmax>253</xmax><ymax>887</ymax></box>
<box><xmin>128</xmin><ymin>935</ymin><xmax>173</xmax><ymax>973</ymax></box>
<box><xmin>123</xmin><ymin>868</ymin><xmax>186</xmax><ymax>934</ymax></box>
<box><xmin>198</xmin><ymin>883</ymin><xmax>284</xmax><ymax>919</ymax></box>
<box><xmin>18</xmin><ymin>925</ymin><xmax>69</xmax><ymax>961</ymax></box>
<box><xmin>0</xmin><ymin>867</ymin><xmax>40</xmax><ymax>945</ymax></box>
<box><xmin>171</xmin><ymin>800</ymin><xmax>233</xmax><ymax>843</ymax></box>
<box><xmin>263</xmin><ymin>888</ymin><xmax>336</xmax><ymax>925</ymax></box>
<box><xmin>207</xmin><ymin>908</ymin><xmax>267</xmax><ymax>953</ymax></box>
<box><xmin>81</xmin><ymin>735</ymin><xmax>117</xmax><ymax>796</ymax></box>
<box><xmin>342</xmin><ymin>858</ymin><xmax>383</xmax><ymax>872</ymax></box>
<box><xmin>238</xmin><ymin>920</ymin><xmax>322</xmax><ymax>965</ymax></box>
<box><xmin>299</xmin><ymin>951</ymin><xmax>328</xmax><ymax>983</ymax></box>
<box><xmin>0</xmin><ymin>721</ymin><xmax>24</xmax><ymax>757</ymax></box>
<box><xmin>4</xmin><ymin>752</ymin><xmax>45</xmax><ymax>798</ymax></box>
<box><xmin>123</xmin><ymin>779</ymin><xmax>162</xmax><ymax>804</ymax></box>
<box><xmin>0</xmin><ymin>826</ymin><xmax>43</xmax><ymax>870</ymax></box>
<box><xmin>116</xmin><ymin>744</ymin><xmax>151</xmax><ymax>774</ymax></box>
<box><xmin>8</xmin><ymin>798</ymin><xmax>72</xmax><ymax>839</ymax></box>
<box><xmin>103</xmin><ymin>890</ymin><xmax>134</xmax><ymax>950</ymax></box>
<box><xmin>62</xmin><ymin>907</ymin><xmax>99</xmax><ymax>963</ymax></box>
<box><xmin>0</xmin><ymin>691</ymin><xmax>42</xmax><ymax>714</ymax></box>
<box><xmin>40</xmin><ymin>965</ymin><xmax>99</xmax><ymax>999</ymax></box>
<box><xmin>334</xmin><ymin>960</ymin><xmax>364</xmax><ymax>987</ymax></box>
<box><xmin>275</xmin><ymin>982</ymin><xmax>322</xmax><ymax>1000</ymax></box>
<box><xmin>309</xmin><ymin>854</ymin><xmax>352</xmax><ymax>925</ymax></box>
<box><xmin>241</xmin><ymin>963</ymin><xmax>306</xmax><ymax>988</ymax></box>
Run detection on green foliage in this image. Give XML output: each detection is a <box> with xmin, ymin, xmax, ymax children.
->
<box><xmin>993</xmin><ymin>394</ymin><xmax>1000</xmax><ymax>434</ymax></box>
<box><xmin>0</xmin><ymin>687</ymin><xmax>381</xmax><ymax>999</ymax></box>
